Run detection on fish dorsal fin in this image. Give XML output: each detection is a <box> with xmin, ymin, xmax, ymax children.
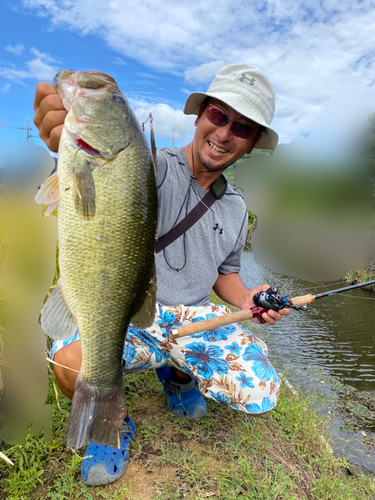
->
<box><xmin>131</xmin><ymin>264</ymin><xmax>157</xmax><ymax>329</ymax></box>
<box><xmin>41</xmin><ymin>279</ymin><xmax>77</xmax><ymax>340</ymax></box>
<box><xmin>35</xmin><ymin>171</ymin><xmax>59</xmax><ymax>216</ymax></box>
<box><xmin>72</xmin><ymin>161</ymin><xmax>96</xmax><ymax>220</ymax></box>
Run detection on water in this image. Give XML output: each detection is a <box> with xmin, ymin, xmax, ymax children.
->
<box><xmin>240</xmin><ymin>251</ymin><xmax>375</xmax><ymax>471</ymax></box>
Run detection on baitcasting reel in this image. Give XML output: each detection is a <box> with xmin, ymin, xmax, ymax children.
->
<box><xmin>253</xmin><ymin>287</ymin><xmax>308</xmax><ymax>312</ymax></box>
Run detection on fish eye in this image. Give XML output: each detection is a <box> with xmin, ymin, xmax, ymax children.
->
<box><xmin>113</xmin><ymin>95</ymin><xmax>125</xmax><ymax>103</ymax></box>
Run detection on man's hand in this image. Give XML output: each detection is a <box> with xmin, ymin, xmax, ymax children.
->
<box><xmin>213</xmin><ymin>273</ymin><xmax>289</xmax><ymax>326</ymax></box>
<box><xmin>242</xmin><ymin>284</ymin><xmax>290</xmax><ymax>325</ymax></box>
<box><xmin>33</xmin><ymin>82</ymin><xmax>67</xmax><ymax>152</ymax></box>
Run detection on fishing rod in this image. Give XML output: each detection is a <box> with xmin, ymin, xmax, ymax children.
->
<box><xmin>171</xmin><ymin>280</ymin><xmax>375</xmax><ymax>339</ymax></box>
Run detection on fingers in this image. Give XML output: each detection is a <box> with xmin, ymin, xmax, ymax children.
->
<box><xmin>262</xmin><ymin>307</ymin><xmax>290</xmax><ymax>325</ymax></box>
<box><xmin>33</xmin><ymin>82</ymin><xmax>67</xmax><ymax>153</ymax></box>
<box><xmin>252</xmin><ymin>307</ymin><xmax>290</xmax><ymax>325</ymax></box>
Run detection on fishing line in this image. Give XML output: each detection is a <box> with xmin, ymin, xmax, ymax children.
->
<box><xmin>45</xmin><ymin>356</ymin><xmax>80</xmax><ymax>373</ymax></box>
<box><xmin>332</xmin><ymin>294</ymin><xmax>375</xmax><ymax>301</ymax></box>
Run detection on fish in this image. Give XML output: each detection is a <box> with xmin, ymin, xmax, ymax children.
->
<box><xmin>36</xmin><ymin>69</ymin><xmax>158</xmax><ymax>450</ymax></box>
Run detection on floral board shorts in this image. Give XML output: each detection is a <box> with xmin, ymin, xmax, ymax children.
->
<box><xmin>50</xmin><ymin>303</ymin><xmax>281</xmax><ymax>415</ymax></box>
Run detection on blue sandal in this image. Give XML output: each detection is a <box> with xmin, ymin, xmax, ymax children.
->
<box><xmin>81</xmin><ymin>415</ymin><xmax>136</xmax><ymax>486</ymax></box>
<box><xmin>156</xmin><ymin>366</ymin><xmax>207</xmax><ymax>419</ymax></box>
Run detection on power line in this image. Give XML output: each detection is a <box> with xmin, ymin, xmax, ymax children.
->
<box><xmin>0</xmin><ymin>121</ymin><xmax>33</xmax><ymax>140</ymax></box>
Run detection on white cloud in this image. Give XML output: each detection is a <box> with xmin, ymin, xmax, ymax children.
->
<box><xmin>0</xmin><ymin>47</ymin><xmax>58</xmax><ymax>82</ymax></box>
<box><xmin>27</xmin><ymin>57</ymin><xmax>58</xmax><ymax>80</ymax></box>
<box><xmin>112</xmin><ymin>56</ymin><xmax>126</xmax><ymax>66</ymax></box>
<box><xmin>18</xmin><ymin>1</ymin><xmax>375</xmax><ymax>143</ymax></box>
<box><xmin>184</xmin><ymin>61</ymin><xmax>226</xmax><ymax>84</ymax></box>
<box><xmin>5</xmin><ymin>44</ymin><xmax>25</xmax><ymax>55</ymax></box>
<box><xmin>137</xmin><ymin>72</ymin><xmax>159</xmax><ymax>80</ymax></box>
<box><xmin>0</xmin><ymin>83</ymin><xmax>11</xmax><ymax>92</ymax></box>
<box><xmin>0</xmin><ymin>67</ymin><xmax>30</xmax><ymax>80</ymax></box>
<box><xmin>30</xmin><ymin>47</ymin><xmax>56</xmax><ymax>64</ymax></box>
<box><xmin>130</xmin><ymin>99</ymin><xmax>195</xmax><ymax>143</ymax></box>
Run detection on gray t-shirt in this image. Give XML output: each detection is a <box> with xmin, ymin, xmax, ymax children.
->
<box><xmin>154</xmin><ymin>147</ymin><xmax>248</xmax><ymax>307</ymax></box>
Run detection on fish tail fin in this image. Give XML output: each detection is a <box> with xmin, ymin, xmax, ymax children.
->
<box><xmin>66</xmin><ymin>374</ymin><xmax>125</xmax><ymax>450</ymax></box>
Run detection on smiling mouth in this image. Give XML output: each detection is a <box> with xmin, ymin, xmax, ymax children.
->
<box><xmin>208</xmin><ymin>140</ymin><xmax>228</xmax><ymax>154</ymax></box>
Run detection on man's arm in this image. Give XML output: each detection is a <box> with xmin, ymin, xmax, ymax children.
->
<box><xmin>33</xmin><ymin>82</ymin><xmax>66</xmax><ymax>152</ymax></box>
<box><xmin>213</xmin><ymin>272</ymin><xmax>289</xmax><ymax>325</ymax></box>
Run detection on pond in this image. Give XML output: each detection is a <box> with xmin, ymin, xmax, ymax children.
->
<box><xmin>240</xmin><ymin>251</ymin><xmax>375</xmax><ymax>472</ymax></box>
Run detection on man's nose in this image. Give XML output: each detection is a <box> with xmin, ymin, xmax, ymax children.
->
<box><xmin>215</xmin><ymin>122</ymin><xmax>233</xmax><ymax>141</ymax></box>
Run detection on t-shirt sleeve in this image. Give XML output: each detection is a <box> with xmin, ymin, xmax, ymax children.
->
<box><xmin>218</xmin><ymin>208</ymin><xmax>248</xmax><ymax>274</ymax></box>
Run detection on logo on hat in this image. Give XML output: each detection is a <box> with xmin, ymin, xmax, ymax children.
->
<box><xmin>239</xmin><ymin>73</ymin><xmax>256</xmax><ymax>86</ymax></box>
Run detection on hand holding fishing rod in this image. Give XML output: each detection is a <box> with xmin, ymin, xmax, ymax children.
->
<box><xmin>170</xmin><ymin>280</ymin><xmax>375</xmax><ymax>339</ymax></box>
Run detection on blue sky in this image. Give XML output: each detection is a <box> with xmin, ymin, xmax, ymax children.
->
<box><xmin>1</xmin><ymin>0</ymin><xmax>375</xmax><ymax>155</ymax></box>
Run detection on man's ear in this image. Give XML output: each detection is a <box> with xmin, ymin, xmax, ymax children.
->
<box><xmin>246</xmin><ymin>133</ymin><xmax>262</xmax><ymax>154</ymax></box>
<box><xmin>195</xmin><ymin>102</ymin><xmax>206</xmax><ymax>125</ymax></box>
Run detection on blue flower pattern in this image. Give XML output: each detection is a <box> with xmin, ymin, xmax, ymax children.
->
<box><xmin>236</xmin><ymin>372</ymin><xmax>255</xmax><ymax>388</ymax></box>
<box><xmin>184</xmin><ymin>342</ymin><xmax>229</xmax><ymax>380</ymax></box>
<box><xmin>50</xmin><ymin>303</ymin><xmax>280</xmax><ymax>415</ymax></box>
<box><xmin>209</xmin><ymin>390</ymin><xmax>231</xmax><ymax>405</ymax></box>
<box><xmin>243</xmin><ymin>344</ymin><xmax>280</xmax><ymax>383</ymax></box>
<box><xmin>190</xmin><ymin>314</ymin><xmax>236</xmax><ymax>342</ymax></box>
<box><xmin>246</xmin><ymin>397</ymin><xmax>276</xmax><ymax>414</ymax></box>
<box><xmin>225</xmin><ymin>342</ymin><xmax>242</xmax><ymax>356</ymax></box>
<box><xmin>157</xmin><ymin>308</ymin><xmax>182</xmax><ymax>338</ymax></box>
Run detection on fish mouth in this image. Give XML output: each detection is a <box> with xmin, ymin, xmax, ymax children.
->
<box><xmin>75</xmin><ymin>138</ymin><xmax>102</xmax><ymax>157</ymax></box>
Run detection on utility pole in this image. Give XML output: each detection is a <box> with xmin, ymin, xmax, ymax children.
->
<box><xmin>0</xmin><ymin>122</ymin><xmax>33</xmax><ymax>140</ymax></box>
<box><xmin>171</xmin><ymin>137</ymin><xmax>175</xmax><ymax>147</ymax></box>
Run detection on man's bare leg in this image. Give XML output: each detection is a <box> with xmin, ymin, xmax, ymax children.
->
<box><xmin>53</xmin><ymin>340</ymin><xmax>81</xmax><ymax>399</ymax></box>
<box><xmin>53</xmin><ymin>341</ymin><xmax>127</xmax><ymax>417</ymax></box>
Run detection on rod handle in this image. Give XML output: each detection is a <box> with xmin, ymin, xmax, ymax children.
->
<box><xmin>171</xmin><ymin>293</ymin><xmax>316</xmax><ymax>339</ymax></box>
<box><xmin>171</xmin><ymin>308</ymin><xmax>255</xmax><ymax>339</ymax></box>
<box><xmin>290</xmin><ymin>294</ymin><xmax>315</xmax><ymax>306</ymax></box>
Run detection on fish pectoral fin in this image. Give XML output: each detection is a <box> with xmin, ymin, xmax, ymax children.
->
<box><xmin>72</xmin><ymin>161</ymin><xmax>96</xmax><ymax>220</ymax></box>
<box><xmin>35</xmin><ymin>171</ymin><xmax>59</xmax><ymax>216</ymax></box>
<box><xmin>41</xmin><ymin>279</ymin><xmax>77</xmax><ymax>340</ymax></box>
<box><xmin>131</xmin><ymin>266</ymin><xmax>157</xmax><ymax>329</ymax></box>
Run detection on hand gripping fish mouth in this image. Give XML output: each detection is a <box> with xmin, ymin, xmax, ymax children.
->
<box><xmin>36</xmin><ymin>69</ymin><xmax>158</xmax><ymax>450</ymax></box>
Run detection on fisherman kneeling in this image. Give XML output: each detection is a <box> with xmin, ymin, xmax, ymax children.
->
<box><xmin>33</xmin><ymin>64</ymin><xmax>289</xmax><ymax>486</ymax></box>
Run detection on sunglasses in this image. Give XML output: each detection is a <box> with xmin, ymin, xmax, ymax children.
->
<box><xmin>205</xmin><ymin>104</ymin><xmax>257</xmax><ymax>139</ymax></box>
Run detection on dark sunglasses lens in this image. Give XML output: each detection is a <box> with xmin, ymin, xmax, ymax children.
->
<box><xmin>206</xmin><ymin>105</ymin><xmax>254</xmax><ymax>139</ymax></box>
<box><xmin>206</xmin><ymin>106</ymin><xmax>228</xmax><ymax>127</ymax></box>
<box><xmin>231</xmin><ymin>122</ymin><xmax>253</xmax><ymax>139</ymax></box>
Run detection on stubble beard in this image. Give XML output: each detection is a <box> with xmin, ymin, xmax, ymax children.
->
<box><xmin>195</xmin><ymin>148</ymin><xmax>232</xmax><ymax>174</ymax></box>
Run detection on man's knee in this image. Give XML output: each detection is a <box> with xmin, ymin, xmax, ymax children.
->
<box><xmin>53</xmin><ymin>341</ymin><xmax>82</xmax><ymax>399</ymax></box>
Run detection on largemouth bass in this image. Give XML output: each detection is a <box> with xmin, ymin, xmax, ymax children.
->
<box><xmin>36</xmin><ymin>70</ymin><xmax>157</xmax><ymax>450</ymax></box>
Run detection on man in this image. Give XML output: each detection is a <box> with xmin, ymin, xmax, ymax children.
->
<box><xmin>33</xmin><ymin>64</ymin><xmax>289</xmax><ymax>486</ymax></box>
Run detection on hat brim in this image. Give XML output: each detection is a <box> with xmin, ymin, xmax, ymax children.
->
<box><xmin>184</xmin><ymin>91</ymin><xmax>279</xmax><ymax>151</ymax></box>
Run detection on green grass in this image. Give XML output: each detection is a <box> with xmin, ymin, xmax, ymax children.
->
<box><xmin>345</xmin><ymin>268</ymin><xmax>375</xmax><ymax>286</ymax></box>
<box><xmin>0</xmin><ymin>363</ymin><xmax>374</xmax><ymax>499</ymax></box>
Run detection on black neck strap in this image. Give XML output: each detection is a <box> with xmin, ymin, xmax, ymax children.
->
<box><xmin>154</xmin><ymin>175</ymin><xmax>227</xmax><ymax>254</ymax></box>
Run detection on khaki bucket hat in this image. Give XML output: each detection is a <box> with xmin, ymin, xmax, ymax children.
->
<box><xmin>184</xmin><ymin>64</ymin><xmax>278</xmax><ymax>150</ymax></box>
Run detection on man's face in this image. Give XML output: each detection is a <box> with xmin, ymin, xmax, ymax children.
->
<box><xmin>192</xmin><ymin>98</ymin><xmax>262</xmax><ymax>172</ymax></box>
